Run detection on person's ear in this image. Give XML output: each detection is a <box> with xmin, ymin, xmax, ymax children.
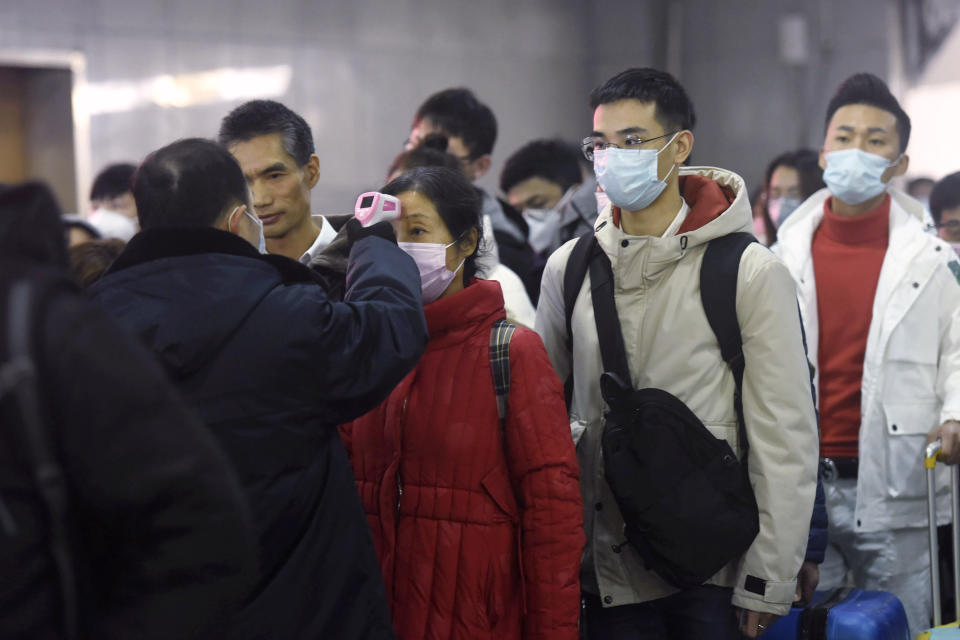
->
<box><xmin>459</xmin><ymin>227</ymin><xmax>479</xmax><ymax>259</ymax></box>
<box><xmin>226</xmin><ymin>204</ymin><xmax>245</xmax><ymax>234</ymax></box>
<box><xmin>672</xmin><ymin>130</ymin><xmax>694</xmax><ymax>165</ymax></box>
<box><xmin>304</xmin><ymin>154</ymin><xmax>320</xmax><ymax>189</ymax></box>
<box><xmin>893</xmin><ymin>154</ymin><xmax>909</xmax><ymax>178</ymax></box>
<box><xmin>470</xmin><ymin>154</ymin><xmax>492</xmax><ymax>180</ymax></box>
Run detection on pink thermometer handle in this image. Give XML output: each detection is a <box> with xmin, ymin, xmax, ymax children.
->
<box><xmin>355</xmin><ymin>192</ymin><xmax>401</xmax><ymax>227</ymax></box>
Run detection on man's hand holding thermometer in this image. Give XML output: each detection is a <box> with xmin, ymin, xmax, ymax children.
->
<box><xmin>344</xmin><ymin>192</ymin><xmax>402</xmax><ymax>247</ymax></box>
<box><xmin>355</xmin><ymin>192</ymin><xmax>402</xmax><ymax>227</ymax></box>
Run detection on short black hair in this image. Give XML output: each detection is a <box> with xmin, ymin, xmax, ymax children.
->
<box><xmin>589</xmin><ymin>68</ymin><xmax>696</xmax><ymax>132</ymax></box>
<box><xmin>500</xmin><ymin>139</ymin><xmax>583</xmax><ymax>195</ymax></box>
<box><xmin>90</xmin><ymin>163</ymin><xmax>137</xmax><ymax>201</ymax></box>
<box><xmin>387</xmin><ymin>134</ymin><xmax>463</xmax><ymax>179</ymax></box>
<box><xmin>381</xmin><ymin>167</ymin><xmax>484</xmax><ymax>281</ymax></box>
<box><xmin>218</xmin><ymin>100</ymin><xmax>315</xmax><ymax>166</ymax></box>
<box><xmin>763</xmin><ymin>148</ymin><xmax>825</xmax><ymax>200</ymax></box>
<box><xmin>930</xmin><ymin>171</ymin><xmax>960</xmax><ymax>225</ymax></box>
<box><xmin>413</xmin><ymin>88</ymin><xmax>497</xmax><ymax>159</ymax></box>
<box><xmin>0</xmin><ymin>181</ymin><xmax>68</xmax><ymax>268</ymax></box>
<box><xmin>824</xmin><ymin>73</ymin><xmax>911</xmax><ymax>152</ymax></box>
<box><xmin>133</xmin><ymin>138</ymin><xmax>250</xmax><ymax>230</ymax></box>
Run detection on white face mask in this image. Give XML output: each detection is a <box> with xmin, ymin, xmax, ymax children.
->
<box><xmin>593</xmin><ymin>132</ymin><xmax>679</xmax><ymax>211</ymax></box>
<box><xmin>522</xmin><ymin>207</ymin><xmax>557</xmax><ymax>255</ymax></box>
<box><xmin>823</xmin><ymin>149</ymin><xmax>900</xmax><ymax>206</ymax></box>
<box><xmin>767</xmin><ymin>196</ymin><xmax>803</xmax><ymax>227</ymax></box>
<box><xmin>232</xmin><ymin>205</ymin><xmax>265</xmax><ymax>253</ymax></box>
<box><xmin>398</xmin><ymin>239</ymin><xmax>465</xmax><ymax>304</ymax></box>
<box><xmin>89</xmin><ymin>207</ymin><xmax>138</xmax><ymax>241</ymax></box>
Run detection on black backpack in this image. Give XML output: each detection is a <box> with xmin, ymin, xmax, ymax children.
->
<box><xmin>562</xmin><ymin>231</ymin><xmax>760</xmax><ymax>589</ymax></box>
<box><xmin>0</xmin><ymin>276</ymin><xmax>79</xmax><ymax>640</ymax></box>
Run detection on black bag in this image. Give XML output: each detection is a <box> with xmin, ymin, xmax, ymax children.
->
<box><xmin>564</xmin><ymin>231</ymin><xmax>760</xmax><ymax>589</ymax></box>
<box><xmin>0</xmin><ymin>276</ymin><xmax>79</xmax><ymax>640</ymax></box>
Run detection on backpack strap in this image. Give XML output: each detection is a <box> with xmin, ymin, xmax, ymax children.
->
<box><xmin>3</xmin><ymin>279</ymin><xmax>79</xmax><ymax>640</ymax></box>
<box><xmin>490</xmin><ymin>318</ymin><xmax>518</xmax><ymax>432</ymax></box>
<box><xmin>699</xmin><ymin>232</ymin><xmax>757</xmax><ymax>457</ymax></box>
<box><xmin>587</xmin><ymin>244</ymin><xmax>633</xmax><ymax>385</ymax></box>
<box><xmin>562</xmin><ymin>232</ymin><xmax>600</xmax><ymax>406</ymax></box>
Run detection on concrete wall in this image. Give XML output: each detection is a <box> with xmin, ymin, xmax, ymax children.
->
<box><xmin>0</xmin><ymin>0</ymin><xmax>609</xmax><ymax>213</ymax></box>
<box><xmin>672</xmin><ymin>0</ymin><xmax>893</xmax><ymax>193</ymax></box>
<box><xmin>0</xmin><ymin>0</ymin><xmax>902</xmax><ymax>211</ymax></box>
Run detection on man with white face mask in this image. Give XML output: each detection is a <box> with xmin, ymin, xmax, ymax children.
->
<box><xmin>535</xmin><ymin>67</ymin><xmax>819</xmax><ymax>639</ymax></box>
<box><xmin>774</xmin><ymin>73</ymin><xmax>960</xmax><ymax>637</ymax></box>
<box><xmin>87</xmin><ymin>163</ymin><xmax>140</xmax><ymax>241</ymax></box>
<box><xmin>501</xmin><ymin>138</ymin><xmax>599</xmax><ymax>258</ymax></box>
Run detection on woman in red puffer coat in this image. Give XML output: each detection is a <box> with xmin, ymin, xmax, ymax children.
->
<box><xmin>341</xmin><ymin>167</ymin><xmax>584</xmax><ymax>640</ymax></box>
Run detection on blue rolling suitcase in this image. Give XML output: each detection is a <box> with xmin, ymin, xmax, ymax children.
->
<box><xmin>764</xmin><ymin>588</ymin><xmax>910</xmax><ymax>640</ymax></box>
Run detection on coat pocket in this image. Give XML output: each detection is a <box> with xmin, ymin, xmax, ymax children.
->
<box><xmin>884</xmin><ymin>401</ymin><xmax>941</xmax><ymax>499</ymax></box>
<box><xmin>480</xmin><ymin>467</ymin><xmax>520</xmax><ymax>523</ymax></box>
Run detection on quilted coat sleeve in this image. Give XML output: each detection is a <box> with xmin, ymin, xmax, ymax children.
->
<box><xmin>503</xmin><ymin>327</ymin><xmax>584</xmax><ymax>640</ymax></box>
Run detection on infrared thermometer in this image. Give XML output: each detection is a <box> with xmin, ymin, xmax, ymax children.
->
<box><xmin>354</xmin><ymin>192</ymin><xmax>401</xmax><ymax>227</ymax></box>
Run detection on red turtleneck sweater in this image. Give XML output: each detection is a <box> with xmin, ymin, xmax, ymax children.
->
<box><xmin>814</xmin><ymin>195</ymin><xmax>890</xmax><ymax>458</ymax></box>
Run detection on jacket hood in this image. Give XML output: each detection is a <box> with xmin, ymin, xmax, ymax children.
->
<box><xmin>91</xmin><ymin>228</ymin><xmax>321</xmax><ymax>379</ymax></box>
<box><xmin>598</xmin><ymin>166</ymin><xmax>753</xmax><ymax>260</ymax></box>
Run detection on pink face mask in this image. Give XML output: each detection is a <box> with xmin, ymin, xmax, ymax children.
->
<box><xmin>398</xmin><ymin>240</ymin><xmax>465</xmax><ymax>304</ymax></box>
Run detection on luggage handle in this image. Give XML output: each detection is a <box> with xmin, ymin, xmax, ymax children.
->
<box><xmin>924</xmin><ymin>439</ymin><xmax>960</xmax><ymax>628</ymax></box>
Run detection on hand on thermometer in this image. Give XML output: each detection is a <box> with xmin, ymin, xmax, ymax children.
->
<box><xmin>355</xmin><ymin>192</ymin><xmax>401</xmax><ymax>227</ymax></box>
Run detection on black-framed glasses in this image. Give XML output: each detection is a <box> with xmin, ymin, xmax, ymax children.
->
<box><xmin>581</xmin><ymin>130</ymin><xmax>680</xmax><ymax>162</ymax></box>
<box><xmin>937</xmin><ymin>220</ymin><xmax>960</xmax><ymax>231</ymax></box>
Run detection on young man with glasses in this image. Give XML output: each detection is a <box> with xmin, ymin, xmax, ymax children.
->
<box><xmin>535</xmin><ymin>67</ymin><xmax>819</xmax><ymax>639</ymax></box>
<box><xmin>931</xmin><ymin>171</ymin><xmax>960</xmax><ymax>251</ymax></box>
<box><xmin>773</xmin><ymin>73</ymin><xmax>960</xmax><ymax>638</ymax></box>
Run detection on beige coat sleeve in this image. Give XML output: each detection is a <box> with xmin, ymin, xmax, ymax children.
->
<box><xmin>731</xmin><ymin>249</ymin><xmax>819</xmax><ymax>616</ymax></box>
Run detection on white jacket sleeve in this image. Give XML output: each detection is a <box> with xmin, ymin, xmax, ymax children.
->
<box><xmin>731</xmin><ymin>251</ymin><xmax>819</xmax><ymax>616</ymax></box>
<box><xmin>535</xmin><ymin>246</ymin><xmax>574</xmax><ymax>383</ymax></box>
<box><xmin>937</xmin><ymin>263</ymin><xmax>960</xmax><ymax>424</ymax></box>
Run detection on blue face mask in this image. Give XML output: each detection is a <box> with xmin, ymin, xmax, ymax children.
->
<box><xmin>822</xmin><ymin>149</ymin><xmax>900</xmax><ymax>206</ymax></box>
<box><xmin>593</xmin><ymin>132</ymin><xmax>679</xmax><ymax>212</ymax></box>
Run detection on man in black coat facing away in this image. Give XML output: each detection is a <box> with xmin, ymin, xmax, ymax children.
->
<box><xmin>92</xmin><ymin>138</ymin><xmax>429</xmax><ymax>639</ymax></box>
<box><xmin>0</xmin><ymin>181</ymin><xmax>257</xmax><ymax>640</ymax></box>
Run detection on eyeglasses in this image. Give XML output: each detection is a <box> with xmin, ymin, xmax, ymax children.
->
<box><xmin>581</xmin><ymin>130</ymin><xmax>680</xmax><ymax>162</ymax></box>
<box><xmin>937</xmin><ymin>220</ymin><xmax>960</xmax><ymax>231</ymax></box>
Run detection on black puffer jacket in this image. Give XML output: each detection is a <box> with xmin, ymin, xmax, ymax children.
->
<box><xmin>91</xmin><ymin>227</ymin><xmax>428</xmax><ymax>639</ymax></box>
<box><xmin>0</xmin><ymin>260</ymin><xmax>257</xmax><ymax>640</ymax></box>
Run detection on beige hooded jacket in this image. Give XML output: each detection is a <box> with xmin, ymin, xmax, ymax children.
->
<box><xmin>534</xmin><ymin>166</ymin><xmax>819</xmax><ymax>616</ymax></box>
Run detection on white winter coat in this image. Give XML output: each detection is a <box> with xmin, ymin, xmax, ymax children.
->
<box><xmin>535</xmin><ymin>166</ymin><xmax>819</xmax><ymax>616</ymax></box>
<box><xmin>774</xmin><ymin>188</ymin><xmax>960</xmax><ymax>532</ymax></box>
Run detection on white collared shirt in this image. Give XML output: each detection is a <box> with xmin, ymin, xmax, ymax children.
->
<box><xmin>299</xmin><ymin>215</ymin><xmax>338</xmax><ymax>265</ymax></box>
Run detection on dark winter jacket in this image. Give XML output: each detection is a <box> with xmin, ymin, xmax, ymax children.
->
<box><xmin>91</xmin><ymin>227</ymin><xmax>428</xmax><ymax>639</ymax></box>
<box><xmin>0</xmin><ymin>260</ymin><xmax>257</xmax><ymax>640</ymax></box>
<box><xmin>341</xmin><ymin>279</ymin><xmax>584</xmax><ymax>640</ymax></box>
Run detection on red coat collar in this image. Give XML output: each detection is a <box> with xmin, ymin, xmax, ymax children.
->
<box><xmin>611</xmin><ymin>174</ymin><xmax>736</xmax><ymax>234</ymax></box>
<box><xmin>423</xmin><ymin>279</ymin><xmax>506</xmax><ymax>345</ymax></box>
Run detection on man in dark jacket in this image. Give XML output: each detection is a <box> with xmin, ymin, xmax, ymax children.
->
<box><xmin>0</xmin><ymin>182</ymin><xmax>257</xmax><ymax>640</ymax></box>
<box><xmin>91</xmin><ymin>138</ymin><xmax>428</xmax><ymax>639</ymax></box>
